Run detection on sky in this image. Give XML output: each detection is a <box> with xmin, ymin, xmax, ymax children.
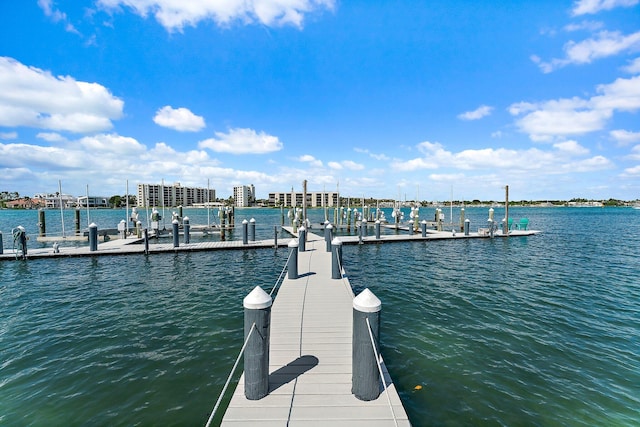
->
<box><xmin>1</xmin><ymin>0</ymin><xmax>639</xmax><ymax>202</ymax></box>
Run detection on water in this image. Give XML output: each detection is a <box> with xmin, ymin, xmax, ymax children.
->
<box><xmin>1</xmin><ymin>207</ymin><xmax>639</xmax><ymax>426</ymax></box>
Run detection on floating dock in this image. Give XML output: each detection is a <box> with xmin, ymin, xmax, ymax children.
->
<box><xmin>219</xmin><ymin>231</ymin><xmax>410</xmax><ymax>426</ymax></box>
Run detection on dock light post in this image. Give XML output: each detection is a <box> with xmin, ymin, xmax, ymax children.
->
<box><xmin>242</xmin><ymin>219</ymin><xmax>248</xmax><ymax>245</ymax></box>
<box><xmin>89</xmin><ymin>223</ymin><xmax>98</xmax><ymax>252</ymax></box>
<box><xmin>421</xmin><ymin>220</ymin><xmax>427</xmax><ymax>237</ymax></box>
<box><xmin>325</xmin><ymin>223</ymin><xmax>333</xmax><ymax>252</ymax></box>
<box><xmin>298</xmin><ymin>226</ymin><xmax>306</xmax><ymax>252</ymax></box>
<box><xmin>172</xmin><ymin>219</ymin><xmax>179</xmax><ymax>248</ymax></box>
<box><xmin>352</xmin><ymin>288</ymin><xmax>382</xmax><ymax>401</ymax></box>
<box><xmin>249</xmin><ymin>218</ymin><xmax>256</xmax><ymax>241</ymax></box>
<box><xmin>375</xmin><ymin>220</ymin><xmax>381</xmax><ymax>240</ymax></box>
<box><xmin>288</xmin><ymin>239</ymin><xmax>298</xmax><ymax>279</ymax></box>
<box><xmin>243</xmin><ymin>286</ymin><xmax>272</xmax><ymax>400</ymax></box>
<box><xmin>183</xmin><ymin>217</ymin><xmax>190</xmax><ymax>244</ymax></box>
<box><xmin>331</xmin><ymin>237</ymin><xmax>343</xmax><ymax>279</ymax></box>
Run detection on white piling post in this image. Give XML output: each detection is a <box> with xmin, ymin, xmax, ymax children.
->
<box><xmin>331</xmin><ymin>237</ymin><xmax>343</xmax><ymax>279</ymax></box>
<box><xmin>421</xmin><ymin>220</ymin><xmax>427</xmax><ymax>237</ymax></box>
<box><xmin>183</xmin><ymin>216</ymin><xmax>190</xmax><ymax>244</ymax></box>
<box><xmin>352</xmin><ymin>288</ymin><xmax>382</xmax><ymax>401</ymax></box>
<box><xmin>89</xmin><ymin>223</ymin><xmax>98</xmax><ymax>252</ymax></box>
<box><xmin>288</xmin><ymin>239</ymin><xmax>298</xmax><ymax>279</ymax></box>
<box><xmin>249</xmin><ymin>218</ymin><xmax>256</xmax><ymax>241</ymax></box>
<box><xmin>325</xmin><ymin>223</ymin><xmax>333</xmax><ymax>252</ymax></box>
<box><xmin>375</xmin><ymin>220</ymin><xmax>381</xmax><ymax>239</ymax></box>
<box><xmin>242</xmin><ymin>219</ymin><xmax>248</xmax><ymax>245</ymax></box>
<box><xmin>298</xmin><ymin>226</ymin><xmax>306</xmax><ymax>252</ymax></box>
<box><xmin>243</xmin><ymin>286</ymin><xmax>272</xmax><ymax>400</ymax></box>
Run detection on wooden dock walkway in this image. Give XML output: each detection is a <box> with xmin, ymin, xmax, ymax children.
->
<box><xmin>221</xmin><ymin>231</ymin><xmax>410</xmax><ymax>426</ymax></box>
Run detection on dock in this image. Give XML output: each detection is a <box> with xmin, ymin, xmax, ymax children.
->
<box><xmin>220</xmin><ymin>231</ymin><xmax>410</xmax><ymax>426</ymax></box>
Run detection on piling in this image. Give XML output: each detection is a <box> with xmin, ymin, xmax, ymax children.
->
<box><xmin>287</xmin><ymin>239</ymin><xmax>298</xmax><ymax>279</ymax></box>
<box><xmin>274</xmin><ymin>225</ymin><xmax>278</xmax><ymax>248</ymax></box>
<box><xmin>118</xmin><ymin>219</ymin><xmax>126</xmax><ymax>239</ymax></box>
<box><xmin>324</xmin><ymin>223</ymin><xmax>333</xmax><ymax>252</ymax></box>
<box><xmin>243</xmin><ymin>286</ymin><xmax>272</xmax><ymax>400</ymax></box>
<box><xmin>375</xmin><ymin>220</ymin><xmax>381</xmax><ymax>239</ymax></box>
<box><xmin>298</xmin><ymin>226</ymin><xmax>306</xmax><ymax>252</ymax></box>
<box><xmin>172</xmin><ymin>219</ymin><xmax>179</xmax><ymax>247</ymax></box>
<box><xmin>460</xmin><ymin>208</ymin><xmax>465</xmax><ymax>232</ymax></box>
<box><xmin>464</xmin><ymin>218</ymin><xmax>470</xmax><ymax>236</ymax></box>
<box><xmin>421</xmin><ymin>220</ymin><xmax>427</xmax><ymax>237</ymax></box>
<box><xmin>352</xmin><ymin>288</ymin><xmax>382</xmax><ymax>401</ymax></box>
<box><xmin>0</xmin><ymin>231</ymin><xmax>3</xmax><ymax>254</ymax></box>
<box><xmin>38</xmin><ymin>209</ymin><xmax>46</xmax><ymax>237</ymax></box>
<box><xmin>136</xmin><ymin>221</ymin><xmax>142</xmax><ymax>238</ymax></box>
<box><xmin>362</xmin><ymin>219</ymin><xmax>368</xmax><ymax>237</ymax></box>
<box><xmin>75</xmin><ymin>208</ymin><xmax>81</xmax><ymax>235</ymax></box>
<box><xmin>184</xmin><ymin>217</ymin><xmax>190</xmax><ymax>244</ymax></box>
<box><xmin>89</xmin><ymin>223</ymin><xmax>98</xmax><ymax>252</ymax></box>
<box><xmin>331</xmin><ymin>237</ymin><xmax>343</xmax><ymax>279</ymax></box>
<box><xmin>242</xmin><ymin>219</ymin><xmax>248</xmax><ymax>245</ymax></box>
<box><xmin>249</xmin><ymin>218</ymin><xmax>256</xmax><ymax>241</ymax></box>
<box><xmin>144</xmin><ymin>228</ymin><xmax>149</xmax><ymax>255</ymax></box>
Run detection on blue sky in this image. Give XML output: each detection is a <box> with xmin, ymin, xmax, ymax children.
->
<box><xmin>1</xmin><ymin>0</ymin><xmax>639</xmax><ymax>202</ymax></box>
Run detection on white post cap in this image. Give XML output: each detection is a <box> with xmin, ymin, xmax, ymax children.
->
<box><xmin>243</xmin><ymin>286</ymin><xmax>272</xmax><ymax>310</ymax></box>
<box><xmin>353</xmin><ymin>288</ymin><xmax>381</xmax><ymax>313</ymax></box>
<box><xmin>288</xmin><ymin>239</ymin><xmax>299</xmax><ymax>248</ymax></box>
<box><xmin>89</xmin><ymin>223</ymin><xmax>97</xmax><ymax>228</ymax></box>
<box><xmin>183</xmin><ymin>216</ymin><xmax>189</xmax><ymax>221</ymax></box>
<box><xmin>331</xmin><ymin>237</ymin><xmax>342</xmax><ymax>246</ymax></box>
<box><xmin>242</xmin><ymin>219</ymin><xmax>248</xmax><ymax>224</ymax></box>
<box><xmin>172</xmin><ymin>219</ymin><xmax>179</xmax><ymax>224</ymax></box>
<box><xmin>250</xmin><ymin>218</ymin><xmax>256</xmax><ymax>223</ymax></box>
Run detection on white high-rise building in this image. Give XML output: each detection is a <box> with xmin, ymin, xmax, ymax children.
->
<box><xmin>233</xmin><ymin>184</ymin><xmax>255</xmax><ymax>207</ymax></box>
<box><xmin>137</xmin><ymin>183</ymin><xmax>215</xmax><ymax>207</ymax></box>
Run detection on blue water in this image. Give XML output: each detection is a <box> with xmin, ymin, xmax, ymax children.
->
<box><xmin>1</xmin><ymin>206</ymin><xmax>639</xmax><ymax>426</ymax></box>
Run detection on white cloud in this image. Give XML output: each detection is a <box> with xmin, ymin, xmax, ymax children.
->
<box><xmin>198</xmin><ymin>128</ymin><xmax>283</xmax><ymax>154</ymax></box>
<box><xmin>328</xmin><ymin>160</ymin><xmax>364</xmax><ymax>170</ymax></box>
<box><xmin>457</xmin><ymin>105</ymin><xmax>493</xmax><ymax>121</ymax></box>
<box><xmin>153</xmin><ymin>105</ymin><xmax>206</xmax><ymax>132</ymax></box>
<box><xmin>610</xmin><ymin>129</ymin><xmax>640</xmax><ymax>145</ymax></box>
<box><xmin>79</xmin><ymin>133</ymin><xmax>147</xmax><ymax>154</ymax></box>
<box><xmin>553</xmin><ymin>140</ymin><xmax>590</xmax><ymax>155</ymax></box>
<box><xmin>0</xmin><ymin>57</ymin><xmax>123</xmax><ymax>133</ymax></box>
<box><xmin>354</xmin><ymin>147</ymin><xmax>390</xmax><ymax>161</ymax></box>
<box><xmin>36</xmin><ymin>132</ymin><xmax>68</xmax><ymax>142</ymax></box>
<box><xmin>625</xmin><ymin>144</ymin><xmax>640</xmax><ymax>161</ymax></box>
<box><xmin>564</xmin><ymin>20</ymin><xmax>604</xmax><ymax>32</ymax></box>
<box><xmin>0</xmin><ymin>131</ymin><xmax>17</xmax><ymax>140</ymax></box>
<box><xmin>622</xmin><ymin>57</ymin><xmax>640</xmax><ymax>74</ymax></box>
<box><xmin>97</xmin><ymin>0</ymin><xmax>335</xmax><ymax>31</ymax></box>
<box><xmin>534</xmin><ymin>30</ymin><xmax>640</xmax><ymax>73</ymax></box>
<box><xmin>38</xmin><ymin>0</ymin><xmax>80</xmax><ymax>34</ymax></box>
<box><xmin>571</xmin><ymin>0</ymin><xmax>639</xmax><ymax>16</ymax></box>
<box><xmin>296</xmin><ymin>154</ymin><xmax>323</xmax><ymax>167</ymax></box>
<box><xmin>510</xmin><ymin>75</ymin><xmax>640</xmax><ymax>140</ymax></box>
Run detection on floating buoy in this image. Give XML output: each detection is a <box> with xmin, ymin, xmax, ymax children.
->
<box><xmin>413</xmin><ymin>384</ymin><xmax>423</xmax><ymax>391</ymax></box>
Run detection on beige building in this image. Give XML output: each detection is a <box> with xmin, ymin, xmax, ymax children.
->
<box><xmin>268</xmin><ymin>191</ymin><xmax>338</xmax><ymax>207</ymax></box>
<box><xmin>137</xmin><ymin>183</ymin><xmax>216</xmax><ymax>207</ymax></box>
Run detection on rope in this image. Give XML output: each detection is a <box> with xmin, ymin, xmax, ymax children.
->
<box><xmin>204</xmin><ymin>322</ymin><xmax>257</xmax><ymax>427</ymax></box>
<box><xmin>365</xmin><ymin>317</ymin><xmax>398</xmax><ymax>427</ymax></box>
<box><xmin>335</xmin><ymin>249</ymin><xmax>355</xmax><ymax>298</ymax></box>
<box><xmin>270</xmin><ymin>247</ymin><xmax>293</xmax><ymax>297</ymax></box>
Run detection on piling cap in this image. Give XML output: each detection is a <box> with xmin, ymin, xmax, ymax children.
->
<box><xmin>288</xmin><ymin>239</ymin><xmax>299</xmax><ymax>248</ymax></box>
<box><xmin>183</xmin><ymin>216</ymin><xmax>189</xmax><ymax>221</ymax></box>
<box><xmin>242</xmin><ymin>219</ymin><xmax>248</xmax><ymax>224</ymax></box>
<box><xmin>298</xmin><ymin>226</ymin><xmax>306</xmax><ymax>232</ymax></box>
<box><xmin>331</xmin><ymin>237</ymin><xmax>342</xmax><ymax>246</ymax></box>
<box><xmin>326</xmin><ymin>224</ymin><xmax>333</xmax><ymax>230</ymax></box>
<box><xmin>465</xmin><ymin>219</ymin><xmax>470</xmax><ymax>223</ymax></box>
<box><xmin>353</xmin><ymin>288</ymin><xmax>382</xmax><ymax>313</ymax></box>
<box><xmin>421</xmin><ymin>220</ymin><xmax>427</xmax><ymax>224</ymax></box>
<box><xmin>250</xmin><ymin>218</ymin><xmax>256</xmax><ymax>223</ymax></box>
<box><xmin>243</xmin><ymin>286</ymin><xmax>272</xmax><ymax>310</ymax></box>
<box><xmin>375</xmin><ymin>220</ymin><xmax>380</xmax><ymax>224</ymax></box>
<box><xmin>172</xmin><ymin>219</ymin><xmax>179</xmax><ymax>224</ymax></box>
<box><xmin>89</xmin><ymin>222</ymin><xmax>97</xmax><ymax>228</ymax></box>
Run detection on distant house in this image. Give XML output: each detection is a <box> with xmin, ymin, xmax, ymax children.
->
<box><xmin>77</xmin><ymin>196</ymin><xmax>110</xmax><ymax>208</ymax></box>
<box><xmin>5</xmin><ymin>198</ymin><xmax>46</xmax><ymax>209</ymax></box>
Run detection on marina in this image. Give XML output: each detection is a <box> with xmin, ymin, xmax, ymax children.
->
<box><xmin>1</xmin><ymin>206</ymin><xmax>639</xmax><ymax>426</ymax></box>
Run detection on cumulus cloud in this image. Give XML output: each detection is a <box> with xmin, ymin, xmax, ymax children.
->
<box><xmin>153</xmin><ymin>105</ymin><xmax>206</xmax><ymax>132</ymax></box>
<box><xmin>328</xmin><ymin>160</ymin><xmax>364</xmax><ymax>170</ymax></box>
<box><xmin>391</xmin><ymin>140</ymin><xmax>611</xmax><ymax>175</ymax></box>
<box><xmin>533</xmin><ymin>30</ymin><xmax>640</xmax><ymax>73</ymax></box>
<box><xmin>296</xmin><ymin>154</ymin><xmax>323</xmax><ymax>167</ymax></box>
<box><xmin>0</xmin><ymin>131</ymin><xmax>17</xmax><ymax>140</ymax></box>
<box><xmin>571</xmin><ymin>0</ymin><xmax>639</xmax><ymax>16</ymax></box>
<box><xmin>0</xmin><ymin>57</ymin><xmax>123</xmax><ymax>133</ymax></box>
<box><xmin>610</xmin><ymin>129</ymin><xmax>640</xmax><ymax>145</ymax></box>
<box><xmin>510</xmin><ymin>75</ymin><xmax>640</xmax><ymax>141</ymax></box>
<box><xmin>198</xmin><ymin>128</ymin><xmax>283</xmax><ymax>154</ymax></box>
<box><xmin>97</xmin><ymin>0</ymin><xmax>335</xmax><ymax>31</ymax></box>
<box><xmin>622</xmin><ymin>57</ymin><xmax>640</xmax><ymax>74</ymax></box>
<box><xmin>457</xmin><ymin>105</ymin><xmax>493</xmax><ymax>121</ymax></box>
<box><xmin>38</xmin><ymin>0</ymin><xmax>80</xmax><ymax>34</ymax></box>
